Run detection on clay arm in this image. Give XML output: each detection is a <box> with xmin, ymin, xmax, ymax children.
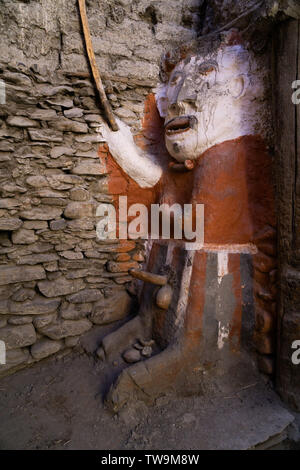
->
<box><xmin>97</xmin><ymin>118</ymin><xmax>163</xmax><ymax>189</ymax></box>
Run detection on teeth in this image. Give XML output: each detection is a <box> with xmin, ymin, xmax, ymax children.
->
<box><xmin>165</xmin><ymin>116</ymin><xmax>192</xmax><ymax>135</ymax></box>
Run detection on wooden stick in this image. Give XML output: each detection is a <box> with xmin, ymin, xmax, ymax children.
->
<box><xmin>78</xmin><ymin>0</ymin><xmax>119</xmax><ymax>131</ymax></box>
<box><xmin>129</xmin><ymin>269</ymin><xmax>168</xmax><ymax>286</ymax></box>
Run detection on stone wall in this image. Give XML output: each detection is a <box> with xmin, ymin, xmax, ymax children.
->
<box><xmin>0</xmin><ymin>0</ymin><xmax>203</xmax><ymax>375</ymax></box>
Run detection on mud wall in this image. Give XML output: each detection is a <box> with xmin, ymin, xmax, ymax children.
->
<box><xmin>0</xmin><ymin>0</ymin><xmax>203</xmax><ymax>375</ymax></box>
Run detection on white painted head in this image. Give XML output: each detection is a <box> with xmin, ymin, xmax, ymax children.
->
<box><xmin>156</xmin><ymin>32</ymin><xmax>269</xmax><ymax>162</ymax></box>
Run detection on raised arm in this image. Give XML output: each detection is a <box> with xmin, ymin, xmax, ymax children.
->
<box><xmin>98</xmin><ymin>118</ymin><xmax>163</xmax><ymax>189</ymax></box>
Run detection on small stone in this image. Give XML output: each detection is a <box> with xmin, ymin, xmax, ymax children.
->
<box><xmin>90</xmin><ymin>290</ymin><xmax>131</xmax><ymax>325</ymax></box>
<box><xmin>64</xmin><ymin>202</ymin><xmax>95</xmax><ymax>219</ymax></box>
<box><xmin>46</xmin><ymin>98</ymin><xmax>73</xmax><ymax>108</ymax></box>
<box><xmin>69</xmin><ymin>188</ymin><xmax>89</xmax><ymax>201</ymax></box>
<box><xmin>31</xmin><ymin>338</ymin><xmax>63</xmax><ymax>360</ymax></box>
<box><xmin>71</xmin><ymin>161</ymin><xmax>106</xmax><ymax>176</ymax></box>
<box><xmin>35</xmin><ymin>189</ymin><xmax>67</xmax><ymax>199</ymax></box>
<box><xmin>0</xmin><ymin>153</ymin><xmax>11</xmax><ymax>163</ymax></box>
<box><xmin>49</xmin><ymin>118</ymin><xmax>88</xmax><ymax>133</ymax></box>
<box><xmin>0</xmin><ymin>218</ymin><xmax>22</xmax><ymax>231</ymax></box>
<box><xmin>19</xmin><ymin>206</ymin><xmax>63</xmax><ymax>220</ymax></box>
<box><xmin>39</xmin><ymin>319</ymin><xmax>92</xmax><ymax>340</ymax></box>
<box><xmin>44</xmin><ymin>261</ymin><xmax>58</xmax><ymax>272</ymax></box>
<box><xmin>60</xmin><ymin>302</ymin><xmax>92</xmax><ymax>320</ymax></box>
<box><xmin>8</xmin><ymin>316</ymin><xmax>33</xmax><ymax>325</ymax></box>
<box><xmin>47</xmin><ymin>174</ymin><xmax>83</xmax><ymax>189</ymax></box>
<box><xmin>75</xmin><ymin>134</ymin><xmax>103</xmax><ymax>144</ymax></box>
<box><xmin>112</xmin><ymin>241</ymin><xmax>136</xmax><ymax>253</ymax></box>
<box><xmin>7</xmin><ymin>116</ymin><xmax>39</xmax><ymax>128</ymax></box>
<box><xmin>50</xmin><ymin>219</ymin><xmax>67</xmax><ymax>231</ymax></box>
<box><xmin>3</xmin><ymin>71</ymin><xmax>32</xmax><ymax>87</ymax></box>
<box><xmin>16</xmin><ymin>253</ymin><xmax>59</xmax><ymax>265</ymax></box>
<box><xmin>12</xmin><ymin>229</ymin><xmax>38</xmax><ymax>245</ymax></box>
<box><xmin>84</xmin><ymin>114</ymin><xmax>103</xmax><ymax>123</ymax></box>
<box><xmin>0</xmin><ymin>142</ymin><xmax>14</xmax><ymax>151</ymax></box>
<box><xmin>26</xmin><ymin>175</ymin><xmax>48</xmax><ymax>188</ymax></box>
<box><xmin>28</xmin><ymin>129</ymin><xmax>63</xmax><ymax>142</ymax></box>
<box><xmin>41</xmin><ymin>197</ymin><xmax>68</xmax><ymax>206</ymax></box>
<box><xmin>64</xmin><ymin>108</ymin><xmax>84</xmax><ymax>118</ymax></box>
<box><xmin>65</xmin><ymin>269</ymin><xmax>94</xmax><ymax>280</ymax></box>
<box><xmin>65</xmin><ymin>336</ymin><xmax>80</xmax><ymax>348</ymax></box>
<box><xmin>33</xmin><ymin>313</ymin><xmax>56</xmax><ymax>329</ymax></box>
<box><xmin>10</xmin><ymin>295</ymin><xmax>60</xmax><ymax>315</ymax></box>
<box><xmin>67</xmin><ymin>289</ymin><xmax>102</xmax><ymax>303</ymax></box>
<box><xmin>23</xmin><ymin>221</ymin><xmax>48</xmax><ymax>230</ymax></box>
<box><xmin>37</xmin><ymin>277</ymin><xmax>85</xmax><ymax>298</ymax></box>
<box><xmin>75</xmin><ymin>150</ymin><xmax>98</xmax><ymax>159</ymax></box>
<box><xmin>114</xmin><ymin>276</ymin><xmax>132</xmax><ymax>285</ymax></box>
<box><xmin>115</xmin><ymin>253</ymin><xmax>131</xmax><ymax>262</ymax></box>
<box><xmin>68</xmin><ymin>218</ymin><xmax>95</xmax><ymax>231</ymax></box>
<box><xmin>96</xmin><ymin>347</ymin><xmax>105</xmax><ymax>361</ymax></box>
<box><xmin>115</xmin><ymin>107</ymin><xmax>136</xmax><ymax>119</ymax></box>
<box><xmin>11</xmin><ymin>288</ymin><xmax>35</xmax><ymax>302</ymax></box>
<box><xmin>50</xmin><ymin>146</ymin><xmax>74</xmax><ymax>159</ymax></box>
<box><xmin>60</xmin><ymin>251</ymin><xmax>83</xmax><ymax>260</ymax></box>
<box><xmin>0</xmin><ymin>300</ymin><xmax>10</xmax><ymax>314</ymax></box>
<box><xmin>0</xmin><ymin>199</ymin><xmax>21</xmax><ymax>209</ymax></box>
<box><xmin>0</xmin><ymin>265</ymin><xmax>46</xmax><ymax>285</ymax></box>
<box><xmin>141</xmin><ymin>346</ymin><xmax>152</xmax><ymax>358</ymax></box>
<box><xmin>123</xmin><ymin>348</ymin><xmax>141</xmax><ymax>364</ymax></box>
<box><xmin>31</xmin><ymin>109</ymin><xmax>57</xmax><ymax>120</ymax></box>
<box><xmin>106</xmin><ymin>261</ymin><xmax>139</xmax><ymax>273</ymax></box>
<box><xmin>0</xmin><ymin>324</ymin><xmax>36</xmax><ymax>349</ymax></box>
<box><xmin>3</xmin><ymin>183</ymin><xmax>27</xmax><ymax>193</ymax></box>
<box><xmin>139</xmin><ymin>339</ymin><xmax>155</xmax><ymax>347</ymax></box>
<box><xmin>132</xmin><ymin>252</ymin><xmax>145</xmax><ymax>262</ymax></box>
<box><xmin>84</xmin><ymin>250</ymin><xmax>104</xmax><ymax>258</ymax></box>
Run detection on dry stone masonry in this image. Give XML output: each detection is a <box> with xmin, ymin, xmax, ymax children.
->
<box><xmin>0</xmin><ymin>0</ymin><xmax>203</xmax><ymax>375</ymax></box>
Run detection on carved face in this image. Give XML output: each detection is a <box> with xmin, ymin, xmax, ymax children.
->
<box><xmin>157</xmin><ymin>45</ymin><xmax>254</xmax><ymax>162</ymax></box>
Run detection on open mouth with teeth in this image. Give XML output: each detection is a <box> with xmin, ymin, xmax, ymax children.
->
<box><xmin>165</xmin><ymin>116</ymin><xmax>197</xmax><ymax>136</ymax></box>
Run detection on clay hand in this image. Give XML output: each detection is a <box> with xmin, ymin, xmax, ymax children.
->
<box><xmin>97</xmin><ymin>118</ymin><xmax>134</xmax><ymax>147</ymax></box>
<box><xmin>96</xmin><ymin>118</ymin><xmax>162</xmax><ymax>189</ymax></box>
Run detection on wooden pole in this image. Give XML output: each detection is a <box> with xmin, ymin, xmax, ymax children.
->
<box><xmin>129</xmin><ymin>269</ymin><xmax>168</xmax><ymax>286</ymax></box>
<box><xmin>78</xmin><ymin>0</ymin><xmax>119</xmax><ymax>131</ymax></box>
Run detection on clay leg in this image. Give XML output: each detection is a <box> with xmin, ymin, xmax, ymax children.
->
<box><xmin>106</xmin><ymin>344</ymin><xmax>183</xmax><ymax>412</ymax></box>
<box><xmin>98</xmin><ymin>316</ymin><xmax>144</xmax><ymax>361</ymax></box>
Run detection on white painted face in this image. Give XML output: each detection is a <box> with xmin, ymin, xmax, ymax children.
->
<box><xmin>157</xmin><ymin>45</ymin><xmax>259</xmax><ymax>162</ymax></box>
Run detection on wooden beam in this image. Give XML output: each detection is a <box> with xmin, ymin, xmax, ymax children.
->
<box><xmin>78</xmin><ymin>0</ymin><xmax>119</xmax><ymax>131</ymax></box>
<box><xmin>129</xmin><ymin>269</ymin><xmax>168</xmax><ymax>286</ymax></box>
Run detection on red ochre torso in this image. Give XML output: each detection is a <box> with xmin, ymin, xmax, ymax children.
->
<box><xmin>98</xmin><ymin>94</ymin><xmax>277</xmax><ymax>359</ymax></box>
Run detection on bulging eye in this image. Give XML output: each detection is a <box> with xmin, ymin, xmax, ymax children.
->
<box><xmin>170</xmin><ymin>73</ymin><xmax>182</xmax><ymax>86</ymax></box>
<box><xmin>197</xmin><ymin>61</ymin><xmax>218</xmax><ymax>77</ymax></box>
<box><xmin>200</xmin><ymin>67</ymin><xmax>214</xmax><ymax>76</ymax></box>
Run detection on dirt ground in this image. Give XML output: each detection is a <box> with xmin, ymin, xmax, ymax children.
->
<box><xmin>0</xmin><ymin>328</ymin><xmax>299</xmax><ymax>451</ymax></box>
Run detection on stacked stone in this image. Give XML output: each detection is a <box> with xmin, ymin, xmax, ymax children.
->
<box><xmin>0</xmin><ymin>65</ymin><xmax>151</xmax><ymax>376</ymax></box>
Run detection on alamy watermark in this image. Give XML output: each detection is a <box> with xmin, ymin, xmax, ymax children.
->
<box><xmin>95</xmin><ymin>196</ymin><xmax>204</xmax><ymax>247</ymax></box>
<box><xmin>0</xmin><ymin>340</ymin><xmax>6</xmax><ymax>365</ymax></box>
<box><xmin>292</xmin><ymin>80</ymin><xmax>300</xmax><ymax>105</ymax></box>
<box><xmin>291</xmin><ymin>340</ymin><xmax>300</xmax><ymax>365</ymax></box>
<box><xmin>0</xmin><ymin>79</ymin><xmax>6</xmax><ymax>105</ymax></box>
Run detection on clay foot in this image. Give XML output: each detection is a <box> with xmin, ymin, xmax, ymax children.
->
<box><xmin>106</xmin><ymin>344</ymin><xmax>183</xmax><ymax>412</ymax></box>
<box><xmin>98</xmin><ymin>316</ymin><xmax>143</xmax><ymax>362</ymax></box>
